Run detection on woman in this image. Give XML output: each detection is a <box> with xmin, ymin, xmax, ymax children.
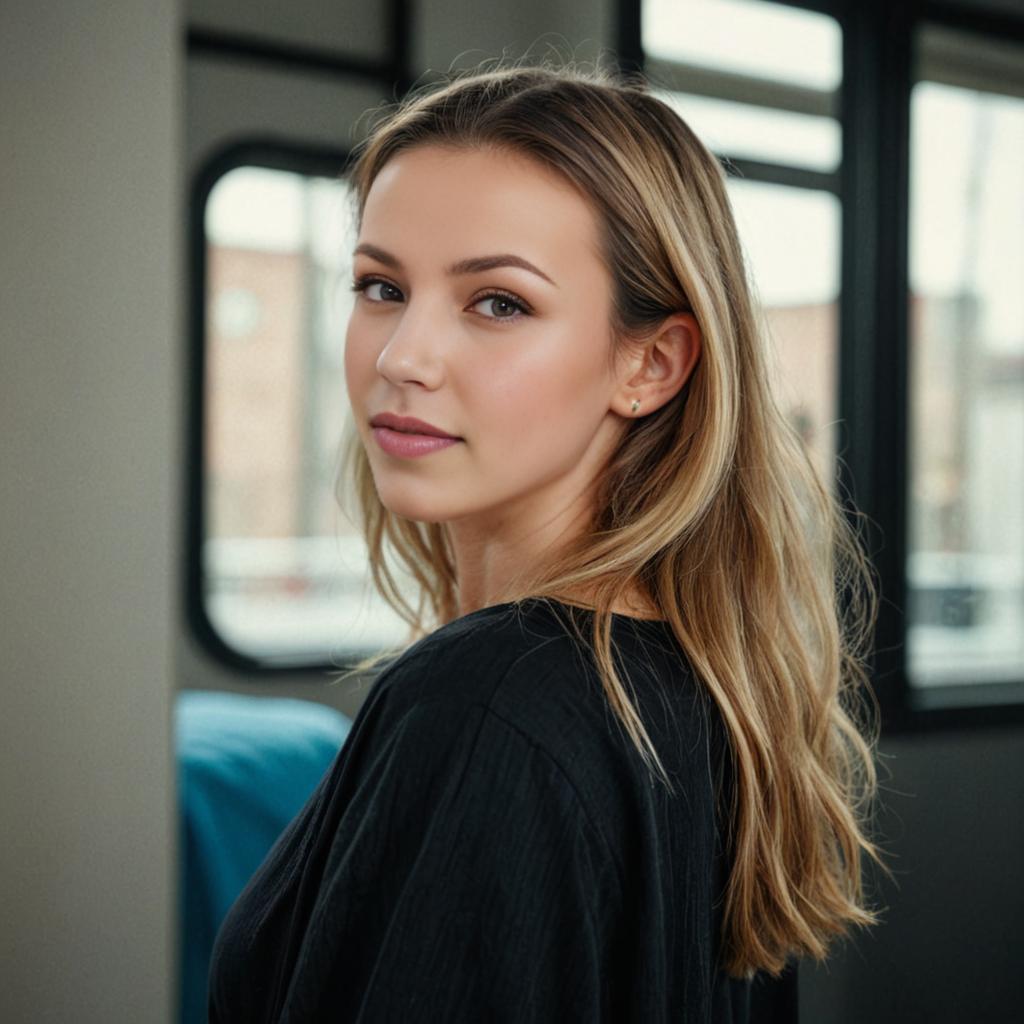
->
<box><xmin>209</xmin><ymin>59</ymin><xmax>888</xmax><ymax>1022</ymax></box>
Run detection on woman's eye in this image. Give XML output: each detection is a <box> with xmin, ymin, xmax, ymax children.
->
<box><xmin>470</xmin><ymin>292</ymin><xmax>530</xmax><ymax>322</ymax></box>
<box><xmin>350</xmin><ymin>277</ymin><xmax>402</xmax><ymax>302</ymax></box>
<box><xmin>350</xmin><ymin>277</ymin><xmax>530</xmax><ymax>323</ymax></box>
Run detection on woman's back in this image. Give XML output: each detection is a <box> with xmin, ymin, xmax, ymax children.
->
<box><xmin>208</xmin><ymin>597</ymin><xmax>794</xmax><ymax>1022</ymax></box>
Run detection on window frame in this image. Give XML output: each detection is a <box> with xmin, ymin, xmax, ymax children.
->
<box><xmin>625</xmin><ymin>0</ymin><xmax>1024</xmax><ymax>731</ymax></box>
<box><xmin>630</xmin><ymin>2</ymin><xmax>1024</xmax><ymax>737</ymax></box>
<box><xmin>837</xmin><ymin>0</ymin><xmax>1024</xmax><ymax>731</ymax></box>
<box><xmin>187</xmin><ymin>139</ymin><xmax>362</xmax><ymax>675</ymax></box>
<box><xmin>185</xmin><ymin>1</ymin><xmax>411</xmax><ymax>675</ymax></box>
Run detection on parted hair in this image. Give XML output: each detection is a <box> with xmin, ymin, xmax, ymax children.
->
<box><xmin>336</xmin><ymin>55</ymin><xmax>890</xmax><ymax>979</ymax></box>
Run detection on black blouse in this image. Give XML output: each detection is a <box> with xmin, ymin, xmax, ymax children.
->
<box><xmin>208</xmin><ymin>597</ymin><xmax>798</xmax><ymax>1022</ymax></box>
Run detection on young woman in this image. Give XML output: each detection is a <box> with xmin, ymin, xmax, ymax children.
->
<box><xmin>209</xmin><ymin>59</ymin><xmax>888</xmax><ymax>1022</ymax></box>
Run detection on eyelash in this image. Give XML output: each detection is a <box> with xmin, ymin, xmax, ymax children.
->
<box><xmin>349</xmin><ymin>274</ymin><xmax>532</xmax><ymax>324</ymax></box>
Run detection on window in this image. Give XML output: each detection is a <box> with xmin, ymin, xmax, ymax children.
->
<box><xmin>642</xmin><ymin>0</ymin><xmax>843</xmax><ymax>488</ymax></box>
<box><xmin>906</xmin><ymin>25</ymin><xmax>1024</xmax><ymax>690</ymax></box>
<box><xmin>643</xmin><ymin>0</ymin><xmax>840</xmax><ymax>90</ymax></box>
<box><xmin>640</xmin><ymin>2</ymin><xmax>1024</xmax><ymax>719</ymax></box>
<box><xmin>187</xmin><ymin>4</ymin><xmax>1024</xmax><ymax>712</ymax></box>
<box><xmin>195</xmin><ymin>152</ymin><xmax>409</xmax><ymax>667</ymax></box>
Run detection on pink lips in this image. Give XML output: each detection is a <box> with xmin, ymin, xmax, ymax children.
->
<box><xmin>369</xmin><ymin>412</ymin><xmax>462</xmax><ymax>459</ymax></box>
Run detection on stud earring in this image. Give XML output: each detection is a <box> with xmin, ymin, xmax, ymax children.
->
<box><xmin>631</xmin><ymin>399</ymin><xmax>640</xmax><ymax>414</ymax></box>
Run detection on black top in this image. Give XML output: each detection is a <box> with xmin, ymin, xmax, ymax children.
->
<box><xmin>208</xmin><ymin>597</ymin><xmax>798</xmax><ymax>1022</ymax></box>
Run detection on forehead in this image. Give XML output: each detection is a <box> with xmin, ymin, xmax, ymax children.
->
<box><xmin>358</xmin><ymin>144</ymin><xmax>605</xmax><ymax>270</ymax></box>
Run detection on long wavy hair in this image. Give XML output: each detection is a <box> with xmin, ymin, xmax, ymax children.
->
<box><xmin>335</xmin><ymin>57</ymin><xmax>889</xmax><ymax>979</ymax></box>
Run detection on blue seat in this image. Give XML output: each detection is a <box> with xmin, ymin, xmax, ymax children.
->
<box><xmin>176</xmin><ymin>690</ymin><xmax>352</xmax><ymax>1024</ymax></box>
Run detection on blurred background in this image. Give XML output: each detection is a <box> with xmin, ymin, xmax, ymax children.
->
<box><xmin>2</xmin><ymin>0</ymin><xmax>1022</xmax><ymax>1021</ymax></box>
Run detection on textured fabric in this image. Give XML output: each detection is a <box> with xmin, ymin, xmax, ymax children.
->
<box><xmin>177</xmin><ymin>691</ymin><xmax>352</xmax><ymax>1024</ymax></box>
<box><xmin>208</xmin><ymin>597</ymin><xmax>798</xmax><ymax>1022</ymax></box>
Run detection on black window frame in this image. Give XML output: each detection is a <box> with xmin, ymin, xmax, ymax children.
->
<box><xmin>187</xmin><ymin>139</ymin><xmax>369</xmax><ymax>675</ymax></box>
<box><xmin>837</xmin><ymin>0</ymin><xmax>1024</xmax><ymax>732</ymax></box>
<box><xmin>624</xmin><ymin>0</ymin><xmax>1024</xmax><ymax>732</ymax></box>
<box><xmin>185</xmin><ymin>2</ymin><xmax>415</xmax><ymax>676</ymax></box>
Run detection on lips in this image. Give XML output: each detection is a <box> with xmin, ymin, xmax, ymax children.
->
<box><xmin>369</xmin><ymin>412</ymin><xmax>459</xmax><ymax>439</ymax></box>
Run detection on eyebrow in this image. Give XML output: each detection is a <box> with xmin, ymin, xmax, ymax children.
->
<box><xmin>352</xmin><ymin>242</ymin><xmax>558</xmax><ymax>288</ymax></box>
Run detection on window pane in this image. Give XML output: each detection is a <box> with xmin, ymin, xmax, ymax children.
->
<box><xmin>906</xmin><ymin>61</ymin><xmax>1024</xmax><ymax>686</ymax></box>
<box><xmin>641</xmin><ymin>2</ymin><xmax>842</xmax><ymax>506</ymax></box>
<box><xmin>642</xmin><ymin>0</ymin><xmax>842</xmax><ymax>92</ymax></box>
<box><xmin>203</xmin><ymin>165</ymin><xmax>408</xmax><ymax>663</ymax></box>
<box><xmin>654</xmin><ymin>89</ymin><xmax>841</xmax><ymax>172</ymax></box>
<box><xmin>728</xmin><ymin>180</ymin><xmax>841</xmax><ymax>487</ymax></box>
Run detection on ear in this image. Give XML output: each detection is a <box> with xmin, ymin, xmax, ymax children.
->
<box><xmin>612</xmin><ymin>312</ymin><xmax>702</xmax><ymax>420</ymax></box>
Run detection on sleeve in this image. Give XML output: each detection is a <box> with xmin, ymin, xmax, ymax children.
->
<box><xmin>277</xmin><ymin>698</ymin><xmax>622</xmax><ymax>1023</ymax></box>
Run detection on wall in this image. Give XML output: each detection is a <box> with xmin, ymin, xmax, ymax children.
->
<box><xmin>802</xmin><ymin>727</ymin><xmax>1024</xmax><ymax>1023</ymax></box>
<box><xmin>0</xmin><ymin>2</ymin><xmax>181</xmax><ymax>1021</ymax></box>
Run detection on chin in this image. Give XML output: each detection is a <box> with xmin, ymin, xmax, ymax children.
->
<box><xmin>371</xmin><ymin>478</ymin><xmax>462</xmax><ymax>524</ymax></box>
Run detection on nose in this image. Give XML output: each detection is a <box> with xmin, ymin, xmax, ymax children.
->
<box><xmin>374</xmin><ymin>302</ymin><xmax>445</xmax><ymax>390</ymax></box>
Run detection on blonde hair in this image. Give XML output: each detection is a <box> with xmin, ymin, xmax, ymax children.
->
<box><xmin>336</xmin><ymin>56</ymin><xmax>890</xmax><ymax>979</ymax></box>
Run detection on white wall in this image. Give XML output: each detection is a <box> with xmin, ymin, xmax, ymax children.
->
<box><xmin>0</xmin><ymin>2</ymin><xmax>181</xmax><ymax>1021</ymax></box>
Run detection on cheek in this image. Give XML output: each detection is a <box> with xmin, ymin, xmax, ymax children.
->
<box><xmin>460</xmin><ymin>327</ymin><xmax>611</xmax><ymax>446</ymax></box>
<box><xmin>476</xmin><ymin>361</ymin><xmax>552</xmax><ymax>420</ymax></box>
<box><xmin>343</xmin><ymin>322</ymin><xmax>377</xmax><ymax>409</ymax></box>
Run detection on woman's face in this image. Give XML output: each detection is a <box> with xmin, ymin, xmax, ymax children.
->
<box><xmin>344</xmin><ymin>143</ymin><xmax>629</xmax><ymax>529</ymax></box>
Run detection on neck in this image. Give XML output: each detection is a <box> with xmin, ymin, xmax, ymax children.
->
<box><xmin>447</xmin><ymin>489</ymin><xmax>591</xmax><ymax>618</ymax></box>
<box><xmin>447</xmin><ymin>508</ymin><xmax>660</xmax><ymax>623</ymax></box>
<box><xmin>441</xmin><ymin>414</ymin><xmax>660</xmax><ymax>620</ymax></box>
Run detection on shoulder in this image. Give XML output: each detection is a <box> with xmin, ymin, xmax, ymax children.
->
<box><xmin>370</xmin><ymin>598</ymin><xmax>712</xmax><ymax>797</ymax></box>
<box><xmin>373</xmin><ymin>598</ymin><xmax>584</xmax><ymax>713</ymax></box>
<box><xmin>341</xmin><ymin>627</ymin><xmax>622</xmax><ymax>879</ymax></box>
<box><xmin>352</xmin><ymin>599</ymin><xmax>721</xmax><ymax>898</ymax></box>
<box><xmin>361</xmin><ymin>601</ymin><xmax>606</xmax><ymax>795</ymax></box>
<box><xmin>345</xmin><ymin>600</ymin><xmax>585</xmax><ymax>800</ymax></box>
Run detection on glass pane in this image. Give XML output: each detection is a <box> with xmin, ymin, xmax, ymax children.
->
<box><xmin>642</xmin><ymin>0</ymin><xmax>842</xmax><ymax>92</ymax></box>
<box><xmin>654</xmin><ymin>89</ymin><xmax>841</xmax><ymax>172</ymax></box>
<box><xmin>906</xmin><ymin>68</ymin><xmax>1024</xmax><ymax>686</ymax></box>
<box><xmin>203</xmin><ymin>165</ymin><xmax>408</xmax><ymax>663</ymax></box>
<box><xmin>728</xmin><ymin>179</ymin><xmax>842</xmax><ymax>488</ymax></box>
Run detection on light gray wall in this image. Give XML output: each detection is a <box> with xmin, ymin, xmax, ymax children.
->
<box><xmin>411</xmin><ymin>0</ymin><xmax>613</xmax><ymax>74</ymax></box>
<box><xmin>0</xmin><ymin>2</ymin><xmax>181</xmax><ymax>1022</ymax></box>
